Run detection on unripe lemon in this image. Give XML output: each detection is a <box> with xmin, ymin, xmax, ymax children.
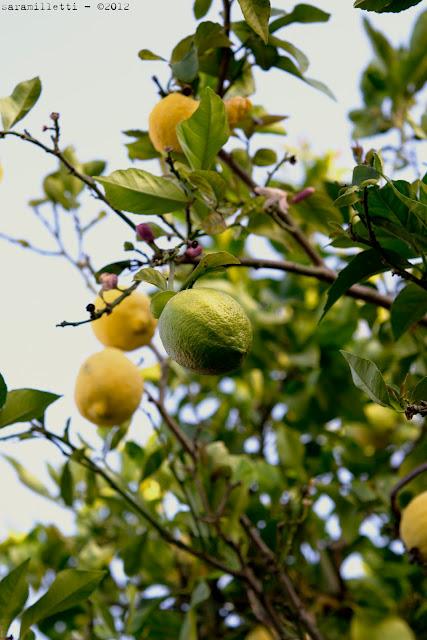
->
<box><xmin>75</xmin><ymin>348</ymin><xmax>144</xmax><ymax>426</ymax></box>
<box><xmin>351</xmin><ymin>615</ymin><xmax>415</xmax><ymax>640</ymax></box>
<box><xmin>158</xmin><ymin>288</ymin><xmax>252</xmax><ymax>375</ymax></box>
<box><xmin>92</xmin><ymin>289</ymin><xmax>156</xmax><ymax>352</ymax></box>
<box><xmin>400</xmin><ymin>491</ymin><xmax>427</xmax><ymax>560</ymax></box>
<box><xmin>224</xmin><ymin>96</ymin><xmax>252</xmax><ymax>128</ymax></box>
<box><xmin>364</xmin><ymin>403</ymin><xmax>396</xmax><ymax>431</ymax></box>
<box><xmin>246</xmin><ymin>626</ymin><xmax>274</xmax><ymax>640</ymax></box>
<box><xmin>148</xmin><ymin>93</ymin><xmax>199</xmax><ymax>153</ymax></box>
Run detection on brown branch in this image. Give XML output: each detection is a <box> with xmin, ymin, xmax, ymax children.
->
<box><xmin>218</xmin><ymin>150</ymin><xmax>324</xmax><ymax>267</ymax></box>
<box><xmin>240</xmin><ymin>515</ymin><xmax>325</xmax><ymax>640</ymax></box>
<box><xmin>56</xmin><ymin>281</ymin><xmax>139</xmax><ymax>327</ymax></box>
<box><xmin>178</xmin><ymin>255</ymin><xmax>409</xmax><ymax>313</ymax></box>
<box><xmin>0</xmin><ymin>128</ymin><xmax>136</xmax><ymax>231</ymax></box>
<box><xmin>217</xmin><ymin>0</ymin><xmax>232</xmax><ymax>97</ymax></box>
<box><xmin>145</xmin><ymin>388</ymin><xmax>197</xmax><ymax>460</ymax></box>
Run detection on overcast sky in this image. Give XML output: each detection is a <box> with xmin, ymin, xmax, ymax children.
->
<box><xmin>0</xmin><ymin>0</ymin><xmax>424</xmax><ymax>624</ymax></box>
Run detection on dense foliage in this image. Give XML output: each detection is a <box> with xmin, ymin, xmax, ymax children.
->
<box><xmin>0</xmin><ymin>1</ymin><xmax>426</xmax><ymax>639</ymax></box>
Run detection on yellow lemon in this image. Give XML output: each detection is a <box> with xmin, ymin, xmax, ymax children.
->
<box><xmin>246</xmin><ymin>626</ymin><xmax>274</xmax><ymax>640</ymax></box>
<box><xmin>364</xmin><ymin>403</ymin><xmax>396</xmax><ymax>431</ymax></box>
<box><xmin>400</xmin><ymin>491</ymin><xmax>427</xmax><ymax>560</ymax></box>
<box><xmin>148</xmin><ymin>93</ymin><xmax>199</xmax><ymax>153</ymax></box>
<box><xmin>75</xmin><ymin>348</ymin><xmax>144</xmax><ymax>426</ymax></box>
<box><xmin>224</xmin><ymin>96</ymin><xmax>252</xmax><ymax>128</ymax></box>
<box><xmin>351</xmin><ymin>615</ymin><xmax>415</xmax><ymax>640</ymax></box>
<box><xmin>92</xmin><ymin>289</ymin><xmax>156</xmax><ymax>352</ymax></box>
<box><xmin>158</xmin><ymin>287</ymin><xmax>252</xmax><ymax>375</ymax></box>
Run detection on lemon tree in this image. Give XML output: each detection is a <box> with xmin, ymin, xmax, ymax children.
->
<box><xmin>0</xmin><ymin>0</ymin><xmax>426</xmax><ymax>639</ymax></box>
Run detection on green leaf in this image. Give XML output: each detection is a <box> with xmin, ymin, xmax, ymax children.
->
<box><xmin>96</xmin><ymin>170</ymin><xmax>189</xmax><ymax>215</ymax></box>
<box><xmin>60</xmin><ymin>462</ymin><xmax>74</xmax><ymax>507</ymax></box>
<box><xmin>383</xmin><ymin>177</ymin><xmax>427</xmax><ymax>227</ymax></box>
<box><xmin>3</xmin><ymin>456</ymin><xmax>52</xmax><ymax>498</ymax></box>
<box><xmin>0</xmin><ymin>388</ymin><xmax>60</xmax><ymax>429</ymax></box>
<box><xmin>270</xmin><ymin>4</ymin><xmax>330</xmax><ymax>32</ymax></box>
<box><xmin>253</xmin><ymin>148</ymin><xmax>277</xmax><ymax>166</ymax></box>
<box><xmin>95</xmin><ymin>260</ymin><xmax>134</xmax><ymax>281</ymax></box>
<box><xmin>134</xmin><ymin>268</ymin><xmax>168</xmax><ymax>290</ymax></box>
<box><xmin>0</xmin><ymin>77</ymin><xmax>42</xmax><ymax>131</ymax></box>
<box><xmin>138</xmin><ymin>49</ymin><xmax>165</xmax><ymax>61</ymax></box>
<box><xmin>321</xmin><ymin>250</ymin><xmax>386</xmax><ymax>319</ymax></box>
<box><xmin>334</xmin><ymin>185</ymin><xmax>360</xmax><ymax>208</ymax></box>
<box><xmin>411</xmin><ymin>377</ymin><xmax>427</xmax><ymax>403</ymax></box>
<box><xmin>171</xmin><ymin>44</ymin><xmax>199</xmax><ymax>83</ymax></box>
<box><xmin>237</xmin><ymin>0</ymin><xmax>271</xmax><ymax>43</ymax></box>
<box><xmin>194</xmin><ymin>0</ymin><xmax>213</xmax><ymax>19</ymax></box>
<box><xmin>352</xmin><ymin>164</ymin><xmax>380</xmax><ymax>186</ymax></box>
<box><xmin>354</xmin><ymin>0</ymin><xmax>422</xmax><ymax>12</ymax></box>
<box><xmin>123</xmin><ymin>130</ymin><xmax>160</xmax><ymax>162</ymax></box>
<box><xmin>363</xmin><ymin>19</ymin><xmax>396</xmax><ymax>69</ymax></box>
<box><xmin>195</xmin><ymin>22</ymin><xmax>232</xmax><ymax>55</ymax></box>
<box><xmin>0</xmin><ymin>373</ymin><xmax>7</xmax><ymax>409</ymax></box>
<box><xmin>182</xmin><ymin>251</ymin><xmax>240</xmax><ymax>289</ymax></box>
<box><xmin>177</xmin><ymin>87</ymin><xmax>229</xmax><ymax>170</ymax></box>
<box><xmin>151</xmin><ymin>291</ymin><xmax>177</xmax><ymax>319</ymax></box>
<box><xmin>406</xmin><ymin>9</ymin><xmax>427</xmax><ymax>90</ymax></box>
<box><xmin>142</xmin><ymin>449</ymin><xmax>164</xmax><ymax>480</ymax></box>
<box><xmin>341</xmin><ymin>351</ymin><xmax>391</xmax><ymax>407</ymax></box>
<box><xmin>268</xmin><ymin>36</ymin><xmax>309</xmax><ymax>72</ymax></box>
<box><xmin>390</xmin><ymin>284</ymin><xmax>427</xmax><ymax>340</ymax></box>
<box><xmin>190</xmin><ymin>581</ymin><xmax>210</xmax><ymax>607</ymax></box>
<box><xmin>20</xmin><ymin>569</ymin><xmax>105</xmax><ymax>640</ymax></box>
<box><xmin>0</xmin><ymin>560</ymin><xmax>30</xmax><ymax>636</ymax></box>
<box><xmin>276</xmin><ymin>56</ymin><xmax>335</xmax><ymax>100</ymax></box>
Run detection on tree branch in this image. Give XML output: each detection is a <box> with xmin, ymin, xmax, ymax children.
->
<box><xmin>0</xmin><ymin>128</ymin><xmax>136</xmax><ymax>231</ymax></box>
<box><xmin>390</xmin><ymin>461</ymin><xmax>427</xmax><ymax>529</ymax></box>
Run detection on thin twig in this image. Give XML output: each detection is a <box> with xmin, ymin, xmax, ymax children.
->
<box><xmin>390</xmin><ymin>461</ymin><xmax>427</xmax><ymax>529</ymax></box>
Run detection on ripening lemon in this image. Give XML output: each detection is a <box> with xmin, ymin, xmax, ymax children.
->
<box><xmin>75</xmin><ymin>348</ymin><xmax>144</xmax><ymax>426</ymax></box>
<box><xmin>148</xmin><ymin>93</ymin><xmax>199</xmax><ymax>153</ymax></box>
<box><xmin>400</xmin><ymin>491</ymin><xmax>427</xmax><ymax>561</ymax></box>
<box><xmin>246</xmin><ymin>626</ymin><xmax>274</xmax><ymax>640</ymax></box>
<box><xmin>224</xmin><ymin>96</ymin><xmax>252</xmax><ymax>128</ymax></box>
<box><xmin>92</xmin><ymin>289</ymin><xmax>156</xmax><ymax>352</ymax></box>
<box><xmin>364</xmin><ymin>403</ymin><xmax>396</xmax><ymax>431</ymax></box>
<box><xmin>351</xmin><ymin>615</ymin><xmax>415</xmax><ymax>640</ymax></box>
<box><xmin>158</xmin><ymin>288</ymin><xmax>252</xmax><ymax>375</ymax></box>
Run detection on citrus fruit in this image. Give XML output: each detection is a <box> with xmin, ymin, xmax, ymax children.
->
<box><xmin>158</xmin><ymin>288</ymin><xmax>252</xmax><ymax>375</ymax></box>
<box><xmin>224</xmin><ymin>96</ymin><xmax>252</xmax><ymax>128</ymax></box>
<box><xmin>246</xmin><ymin>626</ymin><xmax>274</xmax><ymax>640</ymax></box>
<box><xmin>148</xmin><ymin>93</ymin><xmax>199</xmax><ymax>153</ymax></box>
<box><xmin>75</xmin><ymin>348</ymin><xmax>144</xmax><ymax>426</ymax></box>
<box><xmin>400</xmin><ymin>491</ymin><xmax>427</xmax><ymax>560</ymax></box>
<box><xmin>351</xmin><ymin>615</ymin><xmax>415</xmax><ymax>640</ymax></box>
<box><xmin>364</xmin><ymin>403</ymin><xmax>396</xmax><ymax>430</ymax></box>
<box><xmin>92</xmin><ymin>289</ymin><xmax>156</xmax><ymax>352</ymax></box>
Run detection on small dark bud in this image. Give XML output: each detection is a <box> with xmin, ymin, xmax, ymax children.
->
<box><xmin>86</xmin><ymin>303</ymin><xmax>95</xmax><ymax>314</ymax></box>
<box><xmin>136</xmin><ymin>223</ymin><xmax>155</xmax><ymax>243</ymax></box>
<box><xmin>50</xmin><ymin>112</ymin><xmax>60</xmax><ymax>121</ymax></box>
<box><xmin>185</xmin><ymin>242</ymin><xmax>203</xmax><ymax>259</ymax></box>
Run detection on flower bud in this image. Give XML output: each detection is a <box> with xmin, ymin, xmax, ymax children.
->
<box><xmin>50</xmin><ymin>112</ymin><xmax>60</xmax><ymax>121</ymax></box>
<box><xmin>291</xmin><ymin>187</ymin><xmax>315</xmax><ymax>204</ymax></box>
<box><xmin>185</xmin><ymin>242</ymin><xmax>203</xmax><ymax>259</ymax></box>
<box><xmin>99</xmin><ymin>273</ymin><xmax>119</xmax><ymax>291</ymax></box>
<box><xmin>136</xmin><ymin>223</ymin><xmax>155</xmax><ymax>243</ymax></box>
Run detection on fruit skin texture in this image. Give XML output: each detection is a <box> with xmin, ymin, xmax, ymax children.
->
<box><xmin>148</xmin><ymin>93</ymin><xmax>199</xmax><ymax>153</ymax></box>
<box><xmin>158</xmin><ymin>287</ymin><xmax>252</xmax><ymax>375</ymax></box>
<box><xmin>75</xmin><ymin>348</ymin><xmax>144</xmax><ymax>426</ymax></box>
<box><xmin>245</xmin><ymin>626</ymin><xmax>274</xmax><ymax>640</ymax></box>
<box><xmin>351</xmin><ymin>615</ymin><xmax>415</xmax><ymax>640</ymax></box>
<box><xmin>92</xmin><ymin>289</ymin><xmax>156</xmax><ymax>352</ymax></box>
<box><xmin>364</xmin><ymin>403</ymin><xmax>396</xmax><ymax>430</ymax></box>
<box><xmin>224</xmin><ymin>96</ymin><xmax>252</xmax><ymax>128</ymax></box>
<box><xmin>400</xmin><ymin>491</ymin><xmax>427</xmax><ymax>560</ymax></box>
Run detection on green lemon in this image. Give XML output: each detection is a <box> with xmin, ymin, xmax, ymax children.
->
<box><xmin>158</xmin><ymin>288</ymin><xmax>252</xmax><ymax>375</ymax></box>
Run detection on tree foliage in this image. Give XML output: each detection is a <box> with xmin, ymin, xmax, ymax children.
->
<box><xmin>0</xmin><ymin>1</ymin><xmax>426</xmax><ymax>639</ymax></box>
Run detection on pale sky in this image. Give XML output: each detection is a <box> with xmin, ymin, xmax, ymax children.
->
<box><xmin>0</xmin><ymin>0</ymin><xmax>425</xmax><ymax>626</ymax></box>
